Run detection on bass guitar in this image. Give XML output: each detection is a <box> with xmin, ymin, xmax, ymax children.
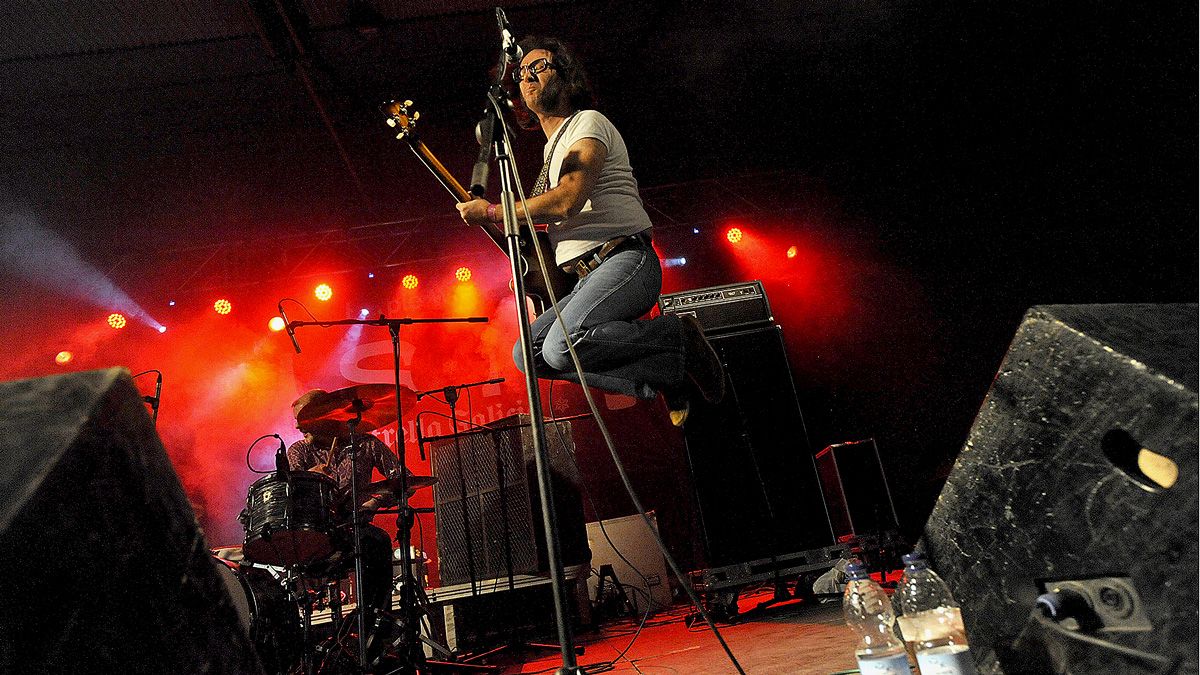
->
<box><xmin>382</xmin><ymin>99</ymin><xmax>575</xmax><ymax>312</ymax></box>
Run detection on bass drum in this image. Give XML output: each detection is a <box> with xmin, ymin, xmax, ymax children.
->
<box><xmin>212</xmin><ymin>557</ymin><xmax>301</xmax><ymax>675</ymax></box>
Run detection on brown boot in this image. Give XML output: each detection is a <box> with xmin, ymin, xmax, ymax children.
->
<box><xmin>680</xmin><ymin>315</ymin><xmax>726</xmax><ymax>404</ymax></box>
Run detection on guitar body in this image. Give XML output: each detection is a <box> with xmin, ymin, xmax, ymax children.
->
<box><xmin>383</xmin><ymin>99</ymin><xmax>576</xmax><ymax>313</ymax></box>
<box><xmin>518</xmin><ymin>228</ymin><xmax>578</xmax><ymax>313</ymax></box>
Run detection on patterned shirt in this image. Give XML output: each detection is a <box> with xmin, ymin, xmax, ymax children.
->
<box><xmin>286</xmin><ymin>434</ymin><xmax>400</xmax><ymax>510</ymax></box>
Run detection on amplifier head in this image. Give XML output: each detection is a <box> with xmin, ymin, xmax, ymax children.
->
<box><xmin>658</xmin><ymin>280</ymin><xmax>773</xmax><ymax>334</ymax></box>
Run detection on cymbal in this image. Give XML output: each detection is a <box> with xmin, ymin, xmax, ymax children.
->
<box><xmin>367</xmin><ymin>474</ymin><xmax>438</xmax><ymax>495</ymax></box>
<box><xmin>295</xmin><ymin>383</ymin><xmax>417</xmax><ymax>435</ymax></box>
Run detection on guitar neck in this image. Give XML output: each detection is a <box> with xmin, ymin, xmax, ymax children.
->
<box><xmin>409</xmin><ymin>140</ymin><xmax>472</xmax><ymax>203</ymax></box>
<box><xmin>408</xmin><ymin>139</ymin><xmax>510</xmax><ymax>249</ymax></box>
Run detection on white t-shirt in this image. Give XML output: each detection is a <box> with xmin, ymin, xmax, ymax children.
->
<box><xmin>542</xmin><ymin>110</ymin><xmax>654</xmax><ymax>264</ymax></box>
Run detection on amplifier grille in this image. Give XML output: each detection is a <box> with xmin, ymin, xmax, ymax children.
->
<box><xmin>428</xmin><ymin>415</ymin><xmax>589</xmax><ymax>586</ymax></box>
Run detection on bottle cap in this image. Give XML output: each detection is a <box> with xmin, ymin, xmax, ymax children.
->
<box><xmin>845</xmin><ymin>561</ymin><xmax>869</xmax><ymax>580</ymax></box>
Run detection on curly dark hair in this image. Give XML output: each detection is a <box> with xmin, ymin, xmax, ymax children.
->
<box><xmin>515</xmin><ymin>36</ymin><xmax>596</xmax><ymax>127</ymax></box>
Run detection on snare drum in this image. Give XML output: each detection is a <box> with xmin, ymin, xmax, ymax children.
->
<box><xmin>240</xmin><ymin>471</ymin><xmax>338</xmax><ymax>567</ymax></box>
<box><xmin>211</xmin><ymin>557</ymin><xmax>301</xmax><ymax>675</ymax></box>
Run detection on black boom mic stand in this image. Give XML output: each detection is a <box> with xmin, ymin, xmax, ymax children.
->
<box><xmin>283</xmin><ymin>311</ymin><xmax>488</xmax><ymax>673</ymax></box>
<box><xmin>470</xmin><ymin>11</ymin><xmax>583</xmax><ymax>674</ymax></box>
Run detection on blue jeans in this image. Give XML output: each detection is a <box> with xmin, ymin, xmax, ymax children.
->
<box><xmin>512</xmin><ymin>237</ymin><xmax>684</xmax><ymax>399</ymax></box>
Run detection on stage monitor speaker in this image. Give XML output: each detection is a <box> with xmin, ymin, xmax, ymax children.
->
<box><xmin>682</xmin><ymin>325</ymin><xmax>834</xmax><ymax>568</ymax></box>
<box><xmin>921</xmin><ymin>304</ymin><xmax>1198</xmax><ymax>674</ymax></box>
<box><xmin>815</xmin><ymin>438</ymin><xmax>900</xmax><ymax>540</ymax></box>
<box><xmin>0</xmin><ymin>368</ymin><xmax>262</xmax><ymax>673</ymax></box>
<box><xmin>428</xmin><ymin>413</ymin><xmax>589</xmax><ymax>587</ymax></box>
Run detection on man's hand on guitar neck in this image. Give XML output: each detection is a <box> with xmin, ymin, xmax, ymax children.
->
<box><xmin>456</xmin><ymin>198</ymin><xmax>495</xmax><ymax>227</ymax></box>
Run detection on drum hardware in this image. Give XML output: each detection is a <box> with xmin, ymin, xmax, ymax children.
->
<box><xmin>368</xmin><ymin>473</ymin><xmax>439</xmax><ymax>495</ymax></box>
<box><xmin>341</xmin><ymin>403</ymin><xmax>376</xmax><ymax>668</ymax></box>
<box><xmin>280</xmin><ymin>311</ymin><xmax>489</xmax><ymax>672</ymax></box>
<box><xmin>211</xmin><ymin>555</ymin><xmax>303</xmax><ymax>675</ymax></box>
<box><xmin>294</xmin><ymin>383</ymin><xmax>418</xmax><ymax>437</ymax></box>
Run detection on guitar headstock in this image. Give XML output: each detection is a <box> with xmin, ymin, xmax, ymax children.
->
<box><xmin>382</xmin><ymin>99</ymin><xmax>419</xmax><ymax>140</ymax></box>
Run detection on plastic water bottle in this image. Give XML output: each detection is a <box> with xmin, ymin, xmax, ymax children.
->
<box><xmin>894</xmin><ymin>551</ymin><xmax>976</xmax><ymax>675</ymax></box>
<box><xmin>843</xmin><ymin>561</ymin><xmax>911</xmax><ymax>674</ymax></box>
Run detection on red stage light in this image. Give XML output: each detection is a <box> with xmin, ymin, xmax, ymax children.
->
<box><xmin>268</xmin><ymin>316</ymin><xmax>286</xmax><ymax>332</ymax></box>
<box><xmin>402</xmin><ymin>274</ymin><xmax>419</xmax><ymax>290</ymax></box>
<box><xmin>314</xmin><ymin>283</ymin><xmax>333</xmax><ymax>301</ymax></box>
<box><xmin>55</xmin><ymin>351</ymin><xmax>72</xmax><ymax>365</ymax></box>
<box><xmin>727</xmin><ymin>227</ymin><xmax>743</xmax><ymax>244</ymax></box>
<box><xmin>787</xmin><ymin>245</ymin><xmax>798</xmax><ymax>258</ymax></box>
<box><xmin>455</xmin><ymin>266</ymin><xmax>472</xmax><ymax>282</ymax></box>
<box><xmin>107</xmin><ymin>313</ymin><xmax>127</xmax><ymax>329</ymax></box>
<box><xmin>214</xmin><ymin>299</ymin><xmax>232</xmax><ymax>315</ymax></box>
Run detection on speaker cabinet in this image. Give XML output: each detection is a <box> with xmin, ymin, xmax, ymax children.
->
<box><xmin>0</xmin><ymin>368</ymin><xmax>262</xmax><ymax>673</ymax></box>
<box><xmin>427</xmin><ymin>414</ymin><xmax>589</xmax><ymax>587</ymax></box>
<box><xmin>586</xmin><ymin>511</ymin><xmax>673</xmax><ymax>613</ymax></box>
<box><xmin>922</xmin><ymin>304</ymin><xmax>1198</xmax><ymax>673</ymax></box>
<box><xmin>682</xmin><ymin>325</ymin><xmax>834</xmax><ymax>568</ymax></box>
<box><xmin>815</xmin><ymin>439</ymin><xmax>900</xmax><ymax>540</ymax></box>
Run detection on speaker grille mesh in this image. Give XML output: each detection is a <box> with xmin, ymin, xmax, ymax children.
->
<box><xmin>429</xmin><ymin>415</ymin><xmax>588</xmax><ymax>586</ymax></box>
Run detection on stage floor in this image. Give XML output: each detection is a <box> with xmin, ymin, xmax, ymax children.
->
<box><xmin>484</xmin><ymin>587</ymin><xmax>861</xmax><ymax>675</ymax></box>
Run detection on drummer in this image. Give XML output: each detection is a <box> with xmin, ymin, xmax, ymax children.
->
<box><xmin>286</xmin><ymin>388</ymin><xmax>408</xmax><ymax>626</ymax></box>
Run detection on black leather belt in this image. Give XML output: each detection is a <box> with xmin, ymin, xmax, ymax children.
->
<box><xmin>561</xmin><ymin>231</ymin><xmax>651</xmax><ymax>279</ymax></box>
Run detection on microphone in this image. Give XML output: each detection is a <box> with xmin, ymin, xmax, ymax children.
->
<box><xmin>278</xmin><ymin>302</ymin><xmax>301</xmax><ymax>353</ymax></box>
<box><xmin>415</xmin><ymin>377</ymin><xmax>506</xmax><ymax>400</ymax></box>
<box><xmin>153</xmin><ymin>371</ymin><xmax>162</xmax><ymax>411</ymax></box>
<box><xmin>142</xmin><ymin>372</ymin><xmax>162</xmax><ymax>424</ymax></box>
<box><xmin>496</xmin><ymin>8</ymin><xmax>523</xmax><ymax>64</ymax></box>
<box><xmin>274</xmin><ymin>435</ymin><xmax>289</xmax><ymax>475</ymax></box>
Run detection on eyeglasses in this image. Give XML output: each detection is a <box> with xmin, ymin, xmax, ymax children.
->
<box><xmin>513</xmin><ymin>57</ymin><xmax>556</xmax><ymax>83</ymax></box>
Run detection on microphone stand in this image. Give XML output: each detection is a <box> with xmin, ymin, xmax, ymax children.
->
<box><xmin>285</xmin><ymin>312</ymin><xmax>488</xmax><ymax>673</ymax></box>
<box><xmin>474</xmin><ymin>52</ymin><xmax>583</xmax><ymax>675</ymax></box>
<box><xmin>415</xmin><ymin>378</ymin><xmax>505</xmax><ymax>597</ymax></box>
<box><xmin>345</xmin><ymin>405</ymin><xmax>368</xmax><ymax>666</ymax></box>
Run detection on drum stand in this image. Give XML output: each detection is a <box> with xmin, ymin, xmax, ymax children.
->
<box><xmin>345</xmin><ymin>411</ymin><xmax>372</xmax><ymax>667</ymax></box>
<box><xmin>365</xmin><ymin>504</ymin><xmax>499</xmax><ymax>674</ymax></box>
<box><xmin>289</xmin><ymin>570</ymin><xmax>318</xmax><ymax>675</ymax></box>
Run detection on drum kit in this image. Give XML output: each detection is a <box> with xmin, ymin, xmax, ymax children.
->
<box><xmin>214</xmin><ymin>384</ymin><xmax>460</xmax><ymax>675</ymax></box>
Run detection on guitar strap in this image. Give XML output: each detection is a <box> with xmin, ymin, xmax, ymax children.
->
<box><xmin>531</xmin><ymin>111</ymin><xmax>579</xmax><ymax>197</ymax></box>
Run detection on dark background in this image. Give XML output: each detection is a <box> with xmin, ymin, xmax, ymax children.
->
<box><xmin>0</xmin><ymin>0</ymin><xmax>1194</xmax><ymax>563</ymax></box>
